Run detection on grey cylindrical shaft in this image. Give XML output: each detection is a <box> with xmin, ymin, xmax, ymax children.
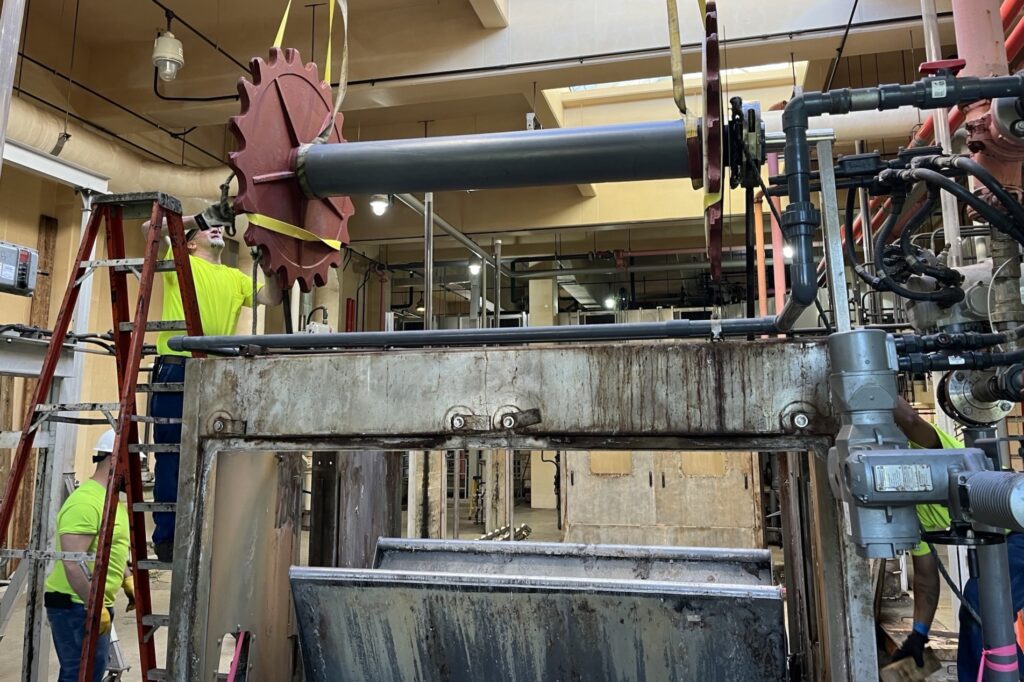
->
<box><xmin>168</xmin><ymin>316</ymin><xmax>779</xmax><ymax>352</ymax></box>
<box><xmin>975</xmin><ymin>542</ymin><xmax>1020</xmax><ymax>681</ymax></box>
<box><xmin>827</xmin><ymin>329</ymin><xmax>892</xmax><ymax>373</ymax></box>
<box><xmin>964</xmin><ymin>471</ymin><xmax>1024</xmax><ymax>532</ymax></box>
<box><xmin>424</xmin><ymin>192</ymin><xmax>434</xmax><ymax>331</ymax></box>
<box><xmin>298</xmin><ymin>121</ymin><xmax>690</xmax><ymax>196</ymax></box>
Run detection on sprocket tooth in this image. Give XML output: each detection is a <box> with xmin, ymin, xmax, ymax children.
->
<box><xmin>267</xmin><ymin>47</ymin><xmax>285</xmax><ymax>66</ymax></box>
<box><xmin>249</xmin><ymin>57</ymin><xmax>268</xmax><ymax>84</ymax></box>
<box><xmin>283</xmin><ymin>47</ymin><xmax>301</xmax><ymax>65</ymax></box>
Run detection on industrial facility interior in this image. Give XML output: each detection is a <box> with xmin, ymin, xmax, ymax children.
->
<box><xmin>5</xmin><ymin>0</ymin><xmax>1024</xmax><ymax>681</ymax></box>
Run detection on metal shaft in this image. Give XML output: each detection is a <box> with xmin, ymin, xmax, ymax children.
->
<box><xmin>975</xmin><ymin>542</ymin><xmax>1019</xmax><ymax>681</ymax></box>
<box><xmin>423</xmin><ymin>192</ymin><xmax>434</xmax><ymax>330</ymax></box>
<box><xmin>297</xmin><ymin>120</ymin><xmax>691</xmax><ymax>196</ymax></box>
<box><xmin>493</xmin><ymin>240</ymin><xmax>502</xmax><ymax>328</ymax></box>
<box><xmin>168</xmin><ymin>316</ymin><xmax>780</xmax><ymax>353</ymax></box>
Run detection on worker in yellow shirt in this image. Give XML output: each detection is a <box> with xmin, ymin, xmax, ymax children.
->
<box><xmin>891</xmin><ymin>398</ymin><xmax>1024</xmax><ymax>680</ymax></box>
<box><xmin>141</xmin><ymin>205</ymin><xmax>283</xmax><ymax>562</ymax></box>
<box><xmin>44</xmin><ymin>429</ymin><xmax>134</xmax><ymax>682</ymax></box>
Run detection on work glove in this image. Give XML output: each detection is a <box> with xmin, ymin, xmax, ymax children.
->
<box><xmin>892</xmin><ymin>630</ymin><xmax>928</xmax><ymax>667</ymax></box>
<box><xmin>122</xmin><ymin>573</ymin><xmax>135</xmax><ymax>612</ymax></box>
<box><xmin>194</xmin><ymin>202</ymin><xmax>235</xmax><ymax>235</ymax></box>
<box><xmin>95</xmin><ymin>606</ymin><xmax>112</xmax><ymax>636</ymax></box>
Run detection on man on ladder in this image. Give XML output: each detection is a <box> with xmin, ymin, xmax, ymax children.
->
<box><xmin>143</xmin><ymin>203</ymin><xmax>284</xmax><ymax>562</ymax></box>
<box><xmin>43</xmin><ymin>429</ymin><xmax>133</xmax><ymax>682</ymax></box>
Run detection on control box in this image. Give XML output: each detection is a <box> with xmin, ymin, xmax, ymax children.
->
<box><xmin>0</xmin><ymin>242</ymin><xmax>39</xmax><ymax>296</ymax></box>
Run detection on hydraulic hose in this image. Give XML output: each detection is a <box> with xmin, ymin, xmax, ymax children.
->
<box><xmin>897</xmin><ymin>185</ymin><xmax>962</xmax><ymax>285</ymax></box>
<box><xmin>943</xmin><ymin>155</ymin><xmax>1024</xmax><ymax>228</ymax></box>
<box><xmin>844</xmin><ymin>186</ymin><xmax>885</xmax><ymax>288</ymax></box>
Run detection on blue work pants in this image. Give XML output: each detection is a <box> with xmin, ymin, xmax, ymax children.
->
<box><xmin>149</xmin><ymin>359</ymin><xmax>185</xmax><ymax>546</ymax></box>
<box><xmin>958</xmin><ymin>531</ymin><xmax>1024</xmax><ymax>680</ymax></box>
<box><xmin>46</xmin><ymin>604</ymin><xmax>111</xmax><ymax>682</ymax></box>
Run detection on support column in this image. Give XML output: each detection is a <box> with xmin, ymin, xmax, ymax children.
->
<box><xmin>810</xmin><ymin>446</ymin><xmax>877</xmax><ymax>681</ymax></box>
<box><xmin>484</xmin><ymin>450</ymin><xmax>509</xmax><ymax>532</ymax></box>
<box><xmin>309</xmin><ymin>451</ymin><xmax>403</xmax><ymax>567</ymax></box>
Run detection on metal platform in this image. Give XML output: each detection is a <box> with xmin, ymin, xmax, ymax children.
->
<box><xmin>290</xmin><ymin>539</ymin><xmax>786</xmax><ymax>681</ymax></box>
<box><xmin>373</xmin><ymin>538</ymin><xmax>774</xmax><ymax>585</ymax></box>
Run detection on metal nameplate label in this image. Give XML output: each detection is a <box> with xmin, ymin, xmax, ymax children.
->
<box><xmin>873</xmin><ymin>464</ymin><xmax>933</xmax><ymax>492</ymax></box>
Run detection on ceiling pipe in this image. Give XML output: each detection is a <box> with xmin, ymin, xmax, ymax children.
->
<box><xmin>5</xmin><ymin>96</ymin><xmax>229</xmax><ymax>207</ymax></box>
<box><xmin>821</xmin><ymin>0</ymin><xmax>1024</xmax><ymax>278</ymax></box>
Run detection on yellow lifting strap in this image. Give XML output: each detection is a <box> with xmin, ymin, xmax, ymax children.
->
<box><xmin>247</xmin><ymin>213</ymin><xmax>344</xmax><ymax>251</ymax></box>
<box><xmin>274</xmin><ymin>0</ymin><xmax>292</xmax><ymax>49</ymax></box>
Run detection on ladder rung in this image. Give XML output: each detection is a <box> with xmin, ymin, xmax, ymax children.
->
<box><xmin>136</xmin><ymin>383</ymin><xmax>185</xmax><ymax>393</ymax></box>
<box><xmin>137</xmin><ymin>560</ymin><xmax>172</xmax><ymax>572</ymax></box>
<box><xmin>131</xmin><ymin>415</ymin><xmax>182</xmax><ymax>425</ymax></box>
<box><xmin>142</xmin><ymin>614</ymin><xmax>170</xmax><ymax>628</ymax></box>
<box><xmin>0</xmin><ymin>549</ymin><xmax>94</xmax><ymax>561</ymax></box>
<box><xmin>119</xmin><ymin>320</ymin><xmax>187</xmax><ymax>332</ymax></box>
<box><xmin>147</xmin><ymin>668</ymin><xmax>168</xmax><ymax>681</ymax></box>
<box><xmin>36</xmin><ymin>402</ymin><xmax>120</xmax><ymax>413</ymax></box>
<box><xmin>129</xmin><ymin>443</ymin><xmax>179</xmax><ymax>453</ymax></box>
<box><xmin>133</xmin><ymin>502</ymin><xmax>176</xmax><ymax>513</ymax></box>
<box><xmin>40</xmin><ymin>416</ymin><xmax>113</xmax><ymax>426</ymax></box>
<box><xmin>81</xmin><ymin>258</ymin><xmax>177</xmax><ymax>273</ymax></box>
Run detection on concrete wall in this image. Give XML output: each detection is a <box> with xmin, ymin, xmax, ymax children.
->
<box><xmin>563</xmin><ymin>450</ymin><xmax>763</xmax><ymax>549</ymax></box>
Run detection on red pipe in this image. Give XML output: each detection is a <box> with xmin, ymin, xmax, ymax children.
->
<box><xmin>345</xmin><ymin>297</ymin><xmax>356</xmax><ymax>332</ymax></box>
<box><xmin>819</xmin><ymin>0</ymin><xmax>1022</xmax><ymax>278</ymax></box>
<box><xmin>1003</xmin><ymin>0</ymin><xmax>1024</xmax><ymax>30</ymax></box>
<box><xmin>767</xmin><ymin>153</ymin><xmax>786</xmax><ymax>317</ymax></box>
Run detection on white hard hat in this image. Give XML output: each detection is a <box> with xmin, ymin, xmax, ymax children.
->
<box><xmin>94</xmin><ymin>429</ymin><xmax>116</xmax><ymax>454</ymax></box>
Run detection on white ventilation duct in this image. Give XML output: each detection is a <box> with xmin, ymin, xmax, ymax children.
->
<box><xmin>5</xmin><ymin>97</ymin><xmax>230</xmax><ymax>208</ymax></box>
<box><xmin>762</xmin><ymin>105</ymin><xmax>930</xmax><ymax>141</ymax></box>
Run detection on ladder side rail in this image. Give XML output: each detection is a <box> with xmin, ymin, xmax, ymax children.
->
<box><xmin>0</xmin><ymin>206</ymin><xmax>107</xmax><ymax>541</ymax></box>
<box><xmin>165</xmin><ymin>212</ymin><xmax>206</xmax><ymax>354</ymax></box>
<box><xmin>78</xmin><ymin>204</ymin><xmax>165</xmax><ymax>682</ymax></box>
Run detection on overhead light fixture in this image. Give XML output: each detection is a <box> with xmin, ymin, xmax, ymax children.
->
<box><xmin>469</xmin><ymin>261</ymin><xmax>482</xmax><ymax>276</ymax></box>
<box><xmin>783</xmin><ymin>244</ymin><xmax>794</xmax><ymax>259</ymax></box>
<box><xmin>370</xmin><ymin>194</ymin><xmax>390</xmax><ymax>216</ymax></box>
<box><xmin>152</xmin><ymin>30</ymin><xmax>184</xmax><ymax>83</ymax></box>
<box><xmin>604</xmin><ymin>296</ymin><xmax>616</xmax><ymax>310</ymax></box>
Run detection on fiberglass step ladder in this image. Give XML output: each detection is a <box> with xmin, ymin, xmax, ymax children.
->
<box><xmin>0</xmin><ymin>192</ymin><xmax>205</xmax><ymax>682</ymax></box>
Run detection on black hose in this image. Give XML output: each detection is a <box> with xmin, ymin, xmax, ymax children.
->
<box><xmin>872</xmin><ymin>194</ymin><xmax>963</xmax><ymax>303</ymax></box>
<box><xmin>904</xmin><ymin>168</ymin><xmax>1024</xmax><ymax>244</ymax></box>
<box><xmin>946</xmin><ymin>156</ymin><xmax>1024</xmax><ymax>228</ymax></box>
<box><xmin>843</xmin><ymin>187</ymin><xmax>884</xmax><ymax>288</ymax></box>
<box><xmin>897</xmin><ymin>185</ymin><xmax>962</xmax><ymax>285</ymax></box>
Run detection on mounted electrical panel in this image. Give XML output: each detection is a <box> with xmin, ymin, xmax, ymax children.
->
<box><xmin>0</xmin><ymin>242</ymin><xmax>38</xmax><ymax>297</ymax></box>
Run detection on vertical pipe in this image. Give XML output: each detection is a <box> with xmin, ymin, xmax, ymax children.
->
<box><xmin>745</xmin><ymin>186</ymin><xmax>756</xmax><ymax>322</ymax></box>
<box><xmin>818</xmin><ymin>139</ymin><xmax>852</xmax><ymax>333</ymax></box>
<box><xmin>922</xmin><ymin>0</ymin><xmax>964</xmax><ymax>266</ymax></box>
<box><xmin>975</xmin><ymin>542</ymin><xmax>1020</xmax><ymax>681</ymax></box>
<box><xmin>423</xmin><ymin>192</ymin><xmax>434</xmax><ymax>331</ymax></box>
<box><xmin>754</xmin><ymin>198</ymin><xmax>769</xmax><ymax>319</ymax></box>
<box><xmin>504</xmin><ymin>449</ymin><xmax>514</xmax><ymax>540</ymax></box>
<box><xmin>854</xmin><ymin>141</ymin><xmax>878</xmax><ymax>323</ymax></box>
<box><xmin>345</xmin><ymin>298</ymin><xmax>356</xmax><ymax>333</ymax></box>
<box><xmin>0</xmin><ymin>0</ymin><xmax>28</xmax><ymax>182</ymax></box>
<box><xmin>453</xmin><ymin>451</ymin><xmax>461</xmax><ymax>539</ymax></box>
<box><xmin>493</xmin><ymin>239</ymin><xmax>502</xmax><ymax>328</ymax></box>
<box><xmin>767</xmin><ymin>154</ymin><xmax>786</xmax><ymax>318</ymax></box>
<box><xmin>481</xmin><ymin>259</ymin><xmax>488</xmax><ymax>329</ymax></box>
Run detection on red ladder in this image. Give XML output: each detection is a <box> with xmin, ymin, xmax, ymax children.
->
<box><xmin>0</xmin><ymin>192</ymin><xmax>205</xmax><ymax>682</ymax></box>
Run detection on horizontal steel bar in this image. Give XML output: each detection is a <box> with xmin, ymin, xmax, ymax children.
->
<box><xmin>297</xmin><ymin>120</ymin><xmax>690</xmax><ymax>196</ymax></box>
<box><xmin>120</xmin><ymin>320</ymin><xmax>187</xmax><ymax>332</ymax></box>
<box><xmin>0</xmin><ymin>549</ymin><xmax>94</xmax><ymax>561</ymax></box>
<box><xmin>36</xmin><ymin>402</ymin><xmax>119</xmax><ymax>412</ymax></box>
<box><xmin>136</xmin><ymin>383</ymin><xmax>185</xmax><ymax>393</ymax></box>
<box><xmin>133</xmin><ymin>502</ymin><xmax>176</xmax><ymax>513</ymax></box>
<box><xmin>137</xmin><ymin>560</ymin><xmax>173</xmax><ymax>571</ymax></box>
<box><xmin>129</xmin><ymin>443</ymin><xmax>179</xmax><ymax>453</ymax></box>
<box><xmin>169</xmin><ymin>317</ymin><xmax>779</xmax><ymax>352</ymax></box>
<box><xmin>81</xmin><ymin>258</ymin><xmax>176</xmax><ymax>272</ymax></box>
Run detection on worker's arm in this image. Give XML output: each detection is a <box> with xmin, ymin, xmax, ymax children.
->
<box><xmin>58</xmin><ymin>533</ymin><xmax>96</xmax><ymax>603</ymax></box>
<box><xmin>255</xmin><ymin>273</ymin><xmax>285</xmax><ymax>306</ymax></box>
<box><xmin>894</xmin><ymin>396</ymin><xmax>940</xmax><ymax>448</ymax></box>
<box><xmin>140</xmin><ymin>214</ymin><xmax>200</xmax><ymax>245</ymax></box>
<box><xmin>911</xmin><ymin>551</ymin><xmax>941</xmax><ymax>629</ymax></box>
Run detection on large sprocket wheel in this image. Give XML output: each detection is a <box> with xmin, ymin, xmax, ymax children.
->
<box><xmin>702</xmin><ymin>1</ymin><xmax>724</xmax><ymax>282</ymax></box>
<box><xmin>229</xmin><ymin>47</ymin><xmax>354</xmax><ymax>292</ymax></box>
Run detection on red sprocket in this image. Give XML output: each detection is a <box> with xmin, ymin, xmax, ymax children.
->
<box><xmin>702</xmin><ymin>2</ymin><xmax>724</xmax><ymax>282</ymax></box>
<box><xmin>229</xmin><ymin>47</ymin><xmax>354</xmax><ymax>292</ymax></box>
